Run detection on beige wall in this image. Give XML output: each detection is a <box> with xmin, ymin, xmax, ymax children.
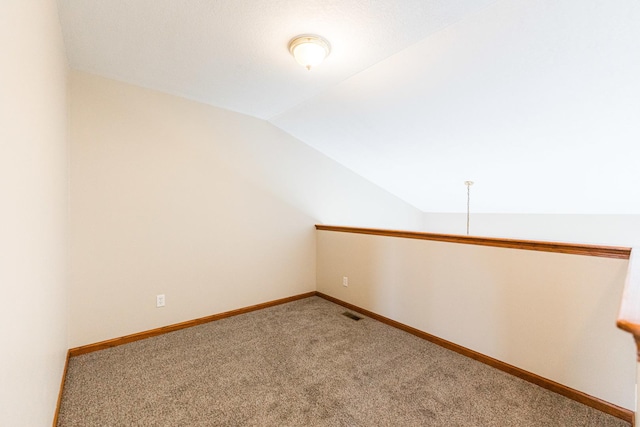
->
<box><xmin>317</xmin><ymin>230</ymin><xmax>636</xmax><ymax>410</ymax></box>
<box><xmin>69</xmin><ymin>72</ymin><xmax>423</xmax><ymax>347</ymax></box>
<box><xmin>424</xmin><ymin>213</ymin><xmax>640</xmax><ymax>247</ymax></box>
<box><xmin>0</xmin><ymin>1</ymin><xmax>69</xmax><ymax>425</ymax></box>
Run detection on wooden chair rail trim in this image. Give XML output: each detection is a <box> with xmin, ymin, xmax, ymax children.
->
<box><xmin>315</xmin><ymin>225</ymin><xmax>631</xmax><ymax>259</ymax></box>
<box><xmin>617</xmin><ymin>248</ymin><xmax>640</xmax><ymax>361</ymax></box>
<box><xmin>316</xmin><ymin>292</ymin><xmax>633</xmax><ymax>423</ymax></box>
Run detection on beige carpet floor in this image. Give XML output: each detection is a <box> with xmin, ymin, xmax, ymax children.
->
<box><xmin>58</xmin><ymin>296</ymin><xmax>630</xmax><ymax>426</ymax></box>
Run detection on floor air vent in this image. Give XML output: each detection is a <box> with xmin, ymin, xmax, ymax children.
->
<box><xmin>342</xmin><ymin>312</ymin><xmax>362</xmax><ymax>321</ymax></box>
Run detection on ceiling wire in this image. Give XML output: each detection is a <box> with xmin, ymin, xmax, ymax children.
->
<box><xmin>465</xmin><ymin>181</ymin><xmax>474</xmax><ymax>235</ymax></box>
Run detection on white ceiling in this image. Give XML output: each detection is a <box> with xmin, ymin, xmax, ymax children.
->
<box><xmin>58</xmin><ymin>0</ymin><xmax>640</xmax><ymax>214</ymax></box>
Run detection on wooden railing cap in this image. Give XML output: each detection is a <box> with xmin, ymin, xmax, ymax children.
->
<box><xmin>315</xmin><ymin>224</ymin><xmax>631</xmax><ymax>260</ymax></box>
<box><xmin>616</xmin><ymin>249</ymin><xmax>640</xmax><ymax>360</ymax></box>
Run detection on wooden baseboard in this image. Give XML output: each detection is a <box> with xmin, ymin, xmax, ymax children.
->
<box><xmin>52</xmin><ymin>349</ymin><xmax>70</xmax><ymax>427</ymax></box>
<box><xmin>316</xmin><ymin>292</ymin><xmax>634</xmax><ymax>424</ymax></box>
<box><xmin>69</xmin><ymin>292</ymin><xmax>316</xmax><ymax>357</ymax></box>
<box><xmin>61</xmin><ymin>291</ymin><xmax>633</xmax><ymax>424</ymax></box>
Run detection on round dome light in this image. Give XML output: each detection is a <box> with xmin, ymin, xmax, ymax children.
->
<box><xmin>289</xmin><ymin>35</ymin><xmax>331</xmax><ymax>70</ymax></box>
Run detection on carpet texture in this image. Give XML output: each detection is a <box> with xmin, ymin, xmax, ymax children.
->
<box><xmin>58</xmin><ymin>297</ymin><xmax>630</xmax><ymax>426</ymax></box>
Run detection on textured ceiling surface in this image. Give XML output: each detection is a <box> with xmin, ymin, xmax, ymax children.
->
<box><xmin>58</xmin><ymin>0</ymin><xmax>640</xmax><ymax>214</ymax></box>
<box><xmin>58</xmin><ymin>0</ymin><xmax>495</xmax><ymax>119</ymax></box>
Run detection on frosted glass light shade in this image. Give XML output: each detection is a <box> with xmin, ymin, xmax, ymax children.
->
<box><xmin>289</xmin><ymin>35</ymin><xmax>331</xmax><ymax>70</ymax></box>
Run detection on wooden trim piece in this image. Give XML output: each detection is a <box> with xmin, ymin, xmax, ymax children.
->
<box><xmin>69</xmin><ymin>292</ymin><xmax>316</xmax><ymax>357</ymax></box>
<box><xmin>315</xmin><ymin>225</ymin><xmax>631</xmax><ymax>259</ymax></box>
<box><xmin>316</xmin><ymin>292</ymin><xmax>633</xmax><ymax>423</ymax></box>
<box><xmin>52</xmin><ymin>349</ymin><xmax>70</xmax><ymax>427</ymax></box>
<box><xmin>617</xmin><ymin>249</ymin><xmax>640</xmax><ymax>361</ymax></box>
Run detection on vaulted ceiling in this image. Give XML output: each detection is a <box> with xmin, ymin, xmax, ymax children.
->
<box><xmin>58</xmin><ymin>0</ymin><xmax>640</xmax><ymax>214</ymax></box>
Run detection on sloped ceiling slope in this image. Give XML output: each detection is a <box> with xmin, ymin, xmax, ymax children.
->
<box><xmin>58</xmin><ymin>0</ymin><xmax>495</xmax><ymax>119</ymax></box>
<box><xmin>58</xmin><ymin>0</ymin><xmax>640</xmax><ymax>214</ymax></box>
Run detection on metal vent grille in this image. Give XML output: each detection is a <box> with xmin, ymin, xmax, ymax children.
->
<box><xmin>342</xmin><ymin>312</ymin><xmax>362</xmax><ymax>321</ymax></box>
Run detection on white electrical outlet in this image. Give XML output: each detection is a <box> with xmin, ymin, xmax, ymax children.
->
<box><xmin>342</xmin><ymin>276</ymin><xmax>349</xmax><ymax>287</ymax></box>
<box><xmin>156</xmin><ymin>294</ymin><xmax>165</xmax><ymax>307</ymax></box>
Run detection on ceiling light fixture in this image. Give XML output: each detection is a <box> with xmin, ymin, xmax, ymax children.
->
<box><xmin>289</xmin><ymin>35</ymin><xmax>331</xmax><ymax>70</ymax></box>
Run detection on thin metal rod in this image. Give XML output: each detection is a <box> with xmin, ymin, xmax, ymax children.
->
<box><xmin>466</xmin><ymin>185</ymin><xmax>470</xmax><ymax>235</ymax></box>
<box><xmin>464</xmin><ymin>181</ymin><xmax>473</xmax><ymax>235</ymax></box>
